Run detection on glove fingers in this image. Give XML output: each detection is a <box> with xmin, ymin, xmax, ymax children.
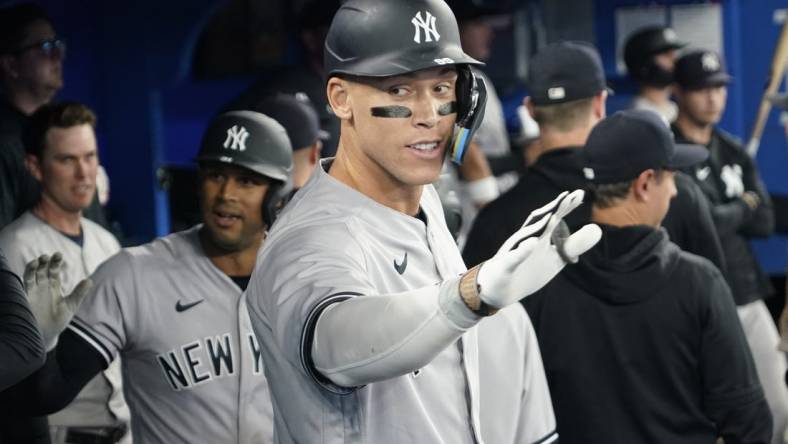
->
<box><xmin>552</xmin><ymin>189</ymin><xmax>585</xmax><ymax>221</ymax></box>
<box><xmin>524</xmin><ymin>191</ymin><xmax>568</xmax><ymax>225</ymax></box>
<box><xmin>64</xmin><ymin>278</ymin><xmax>92</xmax><ymax>313</ymax></box>
<box><xmin>538</xmin><ymin>190</ymin><xmax>586</xmax><ymax>243</ymax></box>
<box><xmin>47</xmin><ymin>252</ymin><xmax>63</xmax><ymax>281</ymax></box>
<box><xmin>23</xmin><ymin>258</ymin><xmax>40</xmax><ymax>290</ymax></box>
<box><xmin>34</xmin><ymin>254</ymin><xmax>50</xmax><ymax>287</ymax></box>
<box><xmin>500</xmin><ymin>212</ymin><xmax>551</xmax><ymax>254</ymax></box>
<box><xmin>560</xmin><ymin>224</ymin><xmax>602</xmax><ymax>261</ymax></box>
<box><xmin>497</xmin><ymin>237</ymin><xmax>539</xmax><ymax>270</ymax></box>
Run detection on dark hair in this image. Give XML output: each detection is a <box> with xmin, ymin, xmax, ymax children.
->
<box><xmin>590</xmin><ymin>169</ymin><xmax>668</xmax><ymax>208</ymax></box>
<box><xmin>0</xmin><ymin>3</ymin><xmax>52</xmax><ymax>55</ymax></box>
<box><xmin>24</xmin><ymin>102</ymin><xmax>97</xmax><ymax>158</ymax></box>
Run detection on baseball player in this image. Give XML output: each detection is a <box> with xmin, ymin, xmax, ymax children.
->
<box><xmin>2</xmin><ymin>111</ymin><xmax>292</xmax><ymax>443</ymax></box>
<box><xmin>244</xmin><ymin>1</ymin><xmax>601</xmax><ymax>443</ymax></box>
<box><xmin>672</xmin><ymin>50</ymin><xmax>787</xmax><ymax>444</ymax></box>
<box><xmin>624</xmin><ymin>26</ymin><xmax>686</xmax><ymax>124</ymax></box>
<box><xmin>0</xmin><ymin>101</ymin><xmax>130</xmax><ymax>444</ymax></box>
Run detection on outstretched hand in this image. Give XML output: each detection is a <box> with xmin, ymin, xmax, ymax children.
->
<box><xmin>24</xmin><ymin>253</ymin><xmax>92</xmax><ymax>350</ymax></box>
<box><xmin>477</xmin><ymin>190</ymin><xmax>602</xmax><ymax>309</ymax></box>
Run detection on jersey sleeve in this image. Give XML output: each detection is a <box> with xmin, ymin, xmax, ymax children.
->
<box><xmin>68</xmin><ymin>250</ymin><xmax>135</xmax><ymax>367</ymax></box>
<box><xmin>697</xmin><ymin>263</ymin><xmax>772</xmax><ymax>441</ymax></box>
<box><xmin>246</xmin><ymin>222</ymin><xmax>375</xmax><ymax>392</ymax></box>
<box><xmin>738</xmin><ymin>152</ymin><xmax>774</xmax><ymax>238</ymax></box>
<box><xmin>0</xmin><ymin>248</ymin><xmax>45</xmax><ymax>391</ymax></box>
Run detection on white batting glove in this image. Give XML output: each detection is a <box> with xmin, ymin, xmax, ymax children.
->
<box><xmin>476</xmin><ymin>190</ymin><xmax>602</xmax><ymax>308</ymax></box>
<box><xmin>23</xmin><ymin>253</ymin><xmax>92</xmax><ymax>351</ymax></box>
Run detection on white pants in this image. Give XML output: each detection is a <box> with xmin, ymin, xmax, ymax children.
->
<box><xmin>737</xmin><ymin>300</ymin><xmax>788</xmax><ymax>444</ymax></box>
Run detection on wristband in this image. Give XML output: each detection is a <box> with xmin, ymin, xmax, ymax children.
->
<box><xmin>459</xmin><ymin>264</ymin><xmax>498</xmax><ymax>316</ymax></box>
<box><xmin>465</xmin><ymin>176</ymin><xmax>499</xmax><ymax>205</ymax></box>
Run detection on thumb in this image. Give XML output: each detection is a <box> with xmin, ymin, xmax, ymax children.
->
<box><xmin>23</xmin><ymin>257</ymin><xmax>39</xmax><ymax>290</ymax></box>
<box><xmin>63</xmin><ymin>278</ymin><xmax>92</xmax><ymax>313</ymax></box>
<box><xmin>561</xmin><ymin>224</ymin><xmax>602</xmax><ymax>261</ymax></box>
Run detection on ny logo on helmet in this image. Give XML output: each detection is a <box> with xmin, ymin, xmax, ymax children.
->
<box><xmin>412</xmin><ymin>11</ymin><xmax>440</xmax><ymax>44</ymax></box>
<box><xmin>223</xmin><ymin>125</ymin><xmax>249</xmax><ymax>151</ymax></box>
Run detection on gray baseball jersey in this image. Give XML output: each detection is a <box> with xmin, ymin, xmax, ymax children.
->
<box><xmin>0</xmin><ymin>211</ymin><xmax>130</xmax><ymax>433</ymax></box>
<box><xmin>69</xmin><ymin>226</ymin><xmax>272</xmax><ymax>444</ymax></box>
<box><xmin>477</xmin><ymin>305</ymin><xmax>558</xmax><ymax>443</ymax></box>
<box><xmin>246</xmin><ymin>159</ymin><xmax>487</xmax><ymax>444</ymax></box>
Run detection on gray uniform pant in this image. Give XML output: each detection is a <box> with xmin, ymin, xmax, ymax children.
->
<box><xmin>737</xmin><ymin>300</ymin><xmax>788</xmax><ymax>444</ymax></box>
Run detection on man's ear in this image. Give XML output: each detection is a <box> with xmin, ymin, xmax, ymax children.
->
<box><xmin>592</xmin><ymin>90</ymin><xmax>608</xmax><ymax>120</ymax></box>
<box><xmin>309</xmin><ymin>141</ymin><xmax>321</xmax><ymax>164</ymax></box>
<box><xmin>25</xmin><ymin>154</ymin><xmax>43</xmax><ymax>182</ymax></box>
<box><xmin>327</xmin><ymin>77</ymin><xmax>352</xmax><ymax>120</ymax></box>
<box><xmin>632</xmin><ymin>169</ymin><xmax>655</xmax><ymax>202</ymax></box>
<box><xmin>524</xmin><ymin>96</ymin><xmax>536</xmax><ymax>120</ymax></box>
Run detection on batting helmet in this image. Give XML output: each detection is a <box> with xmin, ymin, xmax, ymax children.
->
<box><xmin>196</xmin><ymin>110</ymin><xmax>293</xmax><ymax>227</ymax></box>
<box><xmin>624</xmin><ymin>26</ymin><xmax>686</xmax><ymax>87</ymax></box>
<box><xmin>324</xmin><ymin>0</ymin><xmax>488</xmax><ymax>165</ymax></box>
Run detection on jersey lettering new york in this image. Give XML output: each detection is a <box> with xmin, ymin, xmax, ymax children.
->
<box><xmin>157</xmin><ymin>332</ymin><xmax>263</xmax><ymax>391</ymax></box>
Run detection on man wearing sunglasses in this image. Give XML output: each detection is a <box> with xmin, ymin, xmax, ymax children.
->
<box><xmin>0</xmin><ymin>3</ymin><xmax>66</xmax><ymax>232</ymax></box>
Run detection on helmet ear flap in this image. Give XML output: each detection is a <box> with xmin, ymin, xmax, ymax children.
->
<box><xmin>449</xmin><ymin>66</ymin><xmax>488</xmax><ymax>165</ymax></box>
<box><xmin>262</xmin><ymin>178</ymin><xmax>293</xmax><ymax>228</ymax></box>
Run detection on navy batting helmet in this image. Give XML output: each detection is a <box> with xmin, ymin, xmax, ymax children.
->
<box><xmin>196</xmin><ymin>111</ymin><xmax>293</xmax><ymax>227</ymax></box>
<box><xmin>324</xmin><ymin>0</ymin><xmax>487</xmax><ymax>164</ymax></box>
<box><xmin>624</xmin><ymin>26</ymin><xmax>686</xmax><ymax>87</ymax></box>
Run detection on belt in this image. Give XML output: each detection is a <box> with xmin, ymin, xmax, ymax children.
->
<box><xmin>64</xmin><ymin>425</ymin><xmax>127</xmax><ymax>444</ymax></box>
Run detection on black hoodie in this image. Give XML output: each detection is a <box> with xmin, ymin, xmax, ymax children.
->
<box><xmin>462</xmin><ymin>147</ymin><xmax>725</xmax><ymax>275</ymax></box>
<box><xmin>523</xmin><ymin>224</ymin><xmax>771</xmax><ymax>444</ymax></box>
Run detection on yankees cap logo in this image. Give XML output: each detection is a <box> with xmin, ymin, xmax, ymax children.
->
<box><xmin>394</xmin><ymin>252</ymin><xmax>408</xmax><ymax>275</ymax></box>
<box><xmin>701</xmin><ymin>52</ymin><xmax>720</xmax><ymax>72</ymax></box>
<box><xmin>175</xmin><ymin>299</ymin><xmax>205</xmax><ymax>312</ymax></box>
<box><xmin>411</xmin><ymin>11</ymin><xmax>440</xmax><ymax>44</ymax></box>
<box><xmin>223</xmin><ymin>125</ymin><xmax>249</xmax><ymax>151</ymax></box>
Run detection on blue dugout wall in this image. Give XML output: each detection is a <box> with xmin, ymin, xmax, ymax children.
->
<box><xmin>10</xmin><ymin>0</ymin><xmax>788</xmax><ymax>274</ymax></box>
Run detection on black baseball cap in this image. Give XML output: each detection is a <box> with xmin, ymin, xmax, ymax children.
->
<box><xmin>444</xmin><ymin>0</ymin><xmax>507</xmax><ymax>21</ymax></box>
<box><xmin>583</xmin><ymin>109</ymin><xmax>708</xmax><ymax>184</ymax></box>
<box><xmin>254</xmin><ymin>93</ymin><xmax>329</xmax><ymax>151</ymax></box>
<box><xmin>624</xmin><ymin>26</ymin><xmax>686</xmax><ymax>59</ymax></box>
<box><xmin>674</xmin><ymin>50</ymin><xmax>732</xmax><ymax>90</ymax></box>
<box><xmin>528</xmin><ymin>41</ymin><xmax>610</xmax><ymax>106</ymax></box>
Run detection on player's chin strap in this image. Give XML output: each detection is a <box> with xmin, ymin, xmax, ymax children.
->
<box><xmin>449</xmin><ymin>66</ymin><xmax>488</xmax><ymax>165</ymax></box>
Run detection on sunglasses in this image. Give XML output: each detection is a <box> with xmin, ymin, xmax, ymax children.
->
<box><xmin>15</xmin><ymin>38</ymin><xmax>66</xmax><ymax>58</ymax></box>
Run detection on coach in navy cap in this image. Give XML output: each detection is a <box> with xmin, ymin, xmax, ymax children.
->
<box><xmin>583</xmin><ymin>109</ymin><xmax>707</xmax><ymax>186</ymax></box>
<box><xmin>522</xmin><ymin>108</ymin><xmax>772</xmax><ymax>444</ymax></box>
<box><xmin>527</xmin><ymin>41</ymin><xmax>611</xmax><ymax>106</ymax></box>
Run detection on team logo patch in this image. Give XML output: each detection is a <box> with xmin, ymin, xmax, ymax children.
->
<box><xmin>583</xmin><ymin>167</ymin><xmax>595</xmax><ymax>180</ymax></box>
<box><xmin>223</xmin><ymin>125</ymin><xmax>249</xmax><ymax>151</ymax></box>
<box><xmin>663</xmin><ymin>28</ymin><xmax>678</xmax><ymax>43</ymax></box>
<box><xmin>412</xmin><ymin>11</ymin><xmax>440</xmax><ymax>44</ymax></box>
<box><xmin>721</xmin><ymin>164</ymin><xmax>744</xmax><ymax>198</ymax></box>
<box><xmin>701</xmin><ymin>52</ymin><xmax>720</xmax><ymax>72</ymax></box>
<box><xmin>548</xmin><ymin>87</ymin><xmax>566</xmax><ymax>100</ymax></box>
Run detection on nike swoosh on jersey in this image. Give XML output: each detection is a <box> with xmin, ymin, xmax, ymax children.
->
<box><xmin>175</xmin><ymin>299</ymin><xmax>205</xmax><ymax>312</ymax></box>
<box><xmin>394</xmin><ymin>252</ymin><xmax>408</xmax><ymax>275</ymax></box>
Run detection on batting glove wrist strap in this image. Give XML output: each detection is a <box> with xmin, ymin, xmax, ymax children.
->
<box><xmin>459</xmin><ymin>264</ymin><xmax>498</xmax><ymax>316</ymax></box>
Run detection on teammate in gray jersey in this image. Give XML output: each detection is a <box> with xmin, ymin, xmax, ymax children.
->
<box><xmin>245</xmin><ymin>1</ymin><xmax>601</xmax><ymax>443</ymax></box>
<box><xmin>1</xmin><ymin>111</ymin><xmax>293</xmax><ymax>443</ymax></box>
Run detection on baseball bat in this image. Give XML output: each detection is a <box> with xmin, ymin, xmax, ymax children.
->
<box><xmin>746</xmin><ymin>17</ymin><xmax>788</xmax><ymax>157</ymax></box>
